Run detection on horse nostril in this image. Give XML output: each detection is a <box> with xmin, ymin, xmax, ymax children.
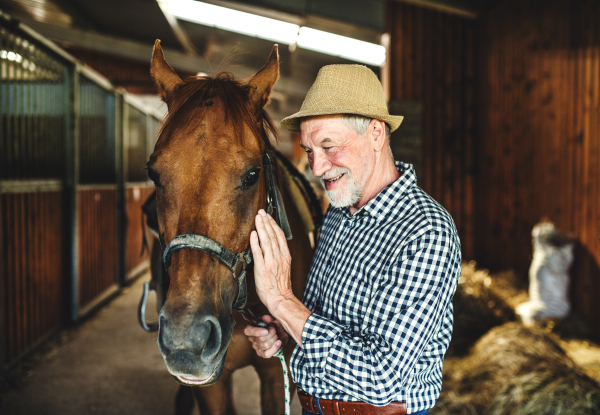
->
<box><xmin>158</xmin><ymin>315</ymin><xmax>167</xmax><ymax>350</ymax></box>
<box><xmin>200</xmin><ymin>316</ymin><xmax>222</xmax><ymax>361</ymax></box>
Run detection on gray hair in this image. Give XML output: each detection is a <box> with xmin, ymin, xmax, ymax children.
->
<box><xmin>339</xmin><ymin>114</ymin><xmax>394</xmax><ymax>160</ymax></box>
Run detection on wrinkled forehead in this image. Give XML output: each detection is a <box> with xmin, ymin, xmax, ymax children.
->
<box><xmin>299</xmin><ymin>114</ymin><xmax>354</xmax><ymax>144</ymax></box>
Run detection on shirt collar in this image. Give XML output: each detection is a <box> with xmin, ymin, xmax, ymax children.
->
<box><xmin>340</xmin><ymin>161</ymin><xmax>416</xmax><ymax>221</ymax></box>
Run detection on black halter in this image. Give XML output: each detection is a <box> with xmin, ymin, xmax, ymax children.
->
<box><xmin>162</xmin><ymin>149</ymin><xmax>292</xmax><ymax>313</ymax></box>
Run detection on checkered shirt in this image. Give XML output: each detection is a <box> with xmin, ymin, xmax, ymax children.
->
<box><xmin>290</xmin><ymin>162</ymin><xmax>461</xmax><ymax>413</ymax></box>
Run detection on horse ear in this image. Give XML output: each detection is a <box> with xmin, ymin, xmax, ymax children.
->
<box><xmin>247</xmin><ymin>44</ymin><xmax>279</xmax><ymax>112</ymax></box>
<box><xmin>151</xmin><ymin>39</ymin><xmax>184</xmax><ymax>104</ymax></box>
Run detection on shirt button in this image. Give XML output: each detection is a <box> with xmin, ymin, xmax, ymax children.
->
<box><xmin>345</xmin><ymin>221</ymin><xmax>352</xmax><ymax>228</ymax></box>
<box><xmin>327</xmin><ymin>259</ymin><xmax>332</xmax><ymax>266</ymax></box>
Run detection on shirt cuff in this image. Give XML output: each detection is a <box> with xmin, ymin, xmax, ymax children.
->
<box><xmin>301</xmin><ymin>313</ymin><xmax>347</xmax><ymax>378</ymax></box>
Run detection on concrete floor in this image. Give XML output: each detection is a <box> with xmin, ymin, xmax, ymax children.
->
<box><xmin>0</xmin><ymin>274</ymin><xmax>302</xmax><ymax>415</ymax></box>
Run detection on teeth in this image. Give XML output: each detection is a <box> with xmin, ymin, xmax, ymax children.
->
<box><xmin>325</xmin><ymin>174</ymin><xmax>344</xmax><ymax>182</ymax></box>
<box><xmin>178</xmin><ymin>375</ymin><xmax>210</xmax><ymax>385</ymax></box>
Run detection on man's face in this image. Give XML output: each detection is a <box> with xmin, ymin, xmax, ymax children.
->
<box><xmin>300</xmin><ymin>115</ymin><xmax>374</xmax><ymax>208</ymax></box>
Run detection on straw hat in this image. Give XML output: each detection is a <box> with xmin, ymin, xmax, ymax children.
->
<box><xmin>280</xmin><ymin>64</ymin><xmax>404</xmax><ymax>132</ymax></box>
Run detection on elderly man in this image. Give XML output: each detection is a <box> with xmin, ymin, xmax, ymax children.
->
<box><xmin>245</xmin><ymin>65</ymin><xmax>461</xmax><ymax>415</ymax></box>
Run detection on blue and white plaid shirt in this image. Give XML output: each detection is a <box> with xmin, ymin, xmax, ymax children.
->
<box><xmin>290</xmin><ymin>162</ymin><xmax>461</xmax><ymax>414</ymax></box>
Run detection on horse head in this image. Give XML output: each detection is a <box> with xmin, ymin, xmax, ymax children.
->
<box><xmin>147</xmin><ymin>40</ymin><xmax>279</xmax><ymax>386</ymax></box>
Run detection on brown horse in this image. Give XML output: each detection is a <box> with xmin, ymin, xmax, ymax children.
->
<box><xmin>147</xmin><ymin>40</ymin><xmax>314</xmax><ymax>415</ymax></box>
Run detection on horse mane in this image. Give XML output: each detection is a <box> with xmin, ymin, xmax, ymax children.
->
<box><xmin>157</xmin><ymin>71</ymin><xmax>279</xmax><ymax>147</ymax></box>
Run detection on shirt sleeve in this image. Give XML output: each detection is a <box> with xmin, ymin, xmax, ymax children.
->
<box><xmin>300</xmin><ymin>230</ymin><xmax>461</xmax><ymax>406</ymax></box>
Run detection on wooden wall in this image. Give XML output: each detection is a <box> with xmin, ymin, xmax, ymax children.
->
<box><xmin>0</xmin><ymin>191</ymin><xmax>64</xmax><ymax>366</ymax></box>
<box><xmin>475</xmin><ymin>0</ymin><xmax>600</xmax><ymax>334</ymax></box>
<box><xmin>387</xmin><ymin>1</ymin><xmax>476</xmax><ymax>259</ymax></box>
<box><xmin>388</xmin><ymin>0</ymin><xmax>600</xmax><ymax>336</ymax></box>
<box><xmin>77</xmin><ymin>187</ymin><xmax>118</xmax><ymax>309</ymax></box>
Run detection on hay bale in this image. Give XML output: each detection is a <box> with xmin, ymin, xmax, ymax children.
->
<box><xmin>448</xmin><ymin>263</ymin><xmax>527</xmax><ymax>356</ymax></box>
<box><xmin>433</xmin><ymin>323</ymin><xmax>600</xmax><ymax>415</ymax></box>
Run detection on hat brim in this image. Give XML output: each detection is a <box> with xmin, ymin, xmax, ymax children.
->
<box><xmin>280</xmin><ymin>109</ymin><xmax>404</xmax><ymax>133</ymax></box>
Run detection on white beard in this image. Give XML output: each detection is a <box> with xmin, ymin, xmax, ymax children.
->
<box><xmin>319</xmin><ymin>167</ymin><xmax>363</xmax><ymax>208</ymax></box>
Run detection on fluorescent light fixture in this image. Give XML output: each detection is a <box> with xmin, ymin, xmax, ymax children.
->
<box><xmin>165</xmin><ymin>0</ymin><xmax>299</xmax><ymax>44</ymax></box>
<box><xmin>162</xmin><ymin>0</ymin><xmax>386</xmax><ymax>66</ymax></box>
<box><xmin>297</xmin><ymin>27</ymin><xmax>386</xmax><ymax>66</ymax></box>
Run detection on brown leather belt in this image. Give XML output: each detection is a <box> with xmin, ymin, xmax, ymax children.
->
<box><xmin>298</xmin><ymin>391</ymin><xmax>407</xmax><ymax>415</ymax></box>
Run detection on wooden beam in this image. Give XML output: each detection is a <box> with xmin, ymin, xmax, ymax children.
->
<box><xmin>391</xmin><ymin>0</ymin><xmax>478</xmax><ymax>19</ymax></box>
<box><xmin>19</xmin><ymin>18</ymin><xmax>312</xmax><ymax>99</ymax></box>
<box><xmin>156</xmin><ymin>0</ymin><xmax>200</xmax><ymax>56</ymax></box>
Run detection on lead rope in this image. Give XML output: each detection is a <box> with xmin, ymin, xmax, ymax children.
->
<box><xmin>274</xmin><ymin>348</ymin><xmax>291</xmax><ymax>415</ymax></box>
<box><xmin>251</xmin><ymin>317</ymin><xmax>291</xmax><ymax>415</ymax></box>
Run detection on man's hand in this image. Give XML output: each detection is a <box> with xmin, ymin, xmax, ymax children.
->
<box><xmin>250</xmin><ymin>209</ymin><xmax>294</xmax><ymax>313</ymax></box>
<box><xmin>249</xmin><ymin>209</ymin><xmax>312</xmax><ymax>347</ymax></box>
<box><xmin>243</xmin><ymin>314</ymin><xmax>292</xmax><ymax>358</ymax></box>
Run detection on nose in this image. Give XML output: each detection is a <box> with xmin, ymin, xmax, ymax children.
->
<box><xmin>158</xmin><ymin>312</ymin><xmax>222</xmax><ymax>364</ymax></box>
<box><xmin>310</xmin><ymin>151</ymin><xmax>332</xmax><ymax>178</ymax></box>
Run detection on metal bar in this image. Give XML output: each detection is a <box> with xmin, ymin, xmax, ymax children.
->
<box><xmin>156</xmin><ymin>0</ymin><xmax>199</xmax><ymax>56</ymax></box>
<box><xmin>63</xmin><ymin>63</ymin><xmax>80</xmax><ymax>322</ymax></box>
<box><xmin>78</xmin><ymin>64</ymin><xmax>113</xmax><ymax>92</ymax></box>
<box><xmin>124</xmin><ymin>94</ymin><xmax>164</xmax><ymax>122</ymax></box>
<box><xmin>115</xmin><ymin>92</ymin><xmax>126</xmax><ymax>287</ymax></box>
<box><xmin>1</xmin><ymin>12</ymin><xmax>79</xmax><ymax>66</ymax></box>
<box><xmin>0</xmin><ymin>180</ymin><xmax>62</xmax><ymax>193</ymax></box>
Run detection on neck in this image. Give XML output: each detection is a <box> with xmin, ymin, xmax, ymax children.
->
<box><xmin>349</xmin><ymin>156</ymin><xmax>400</xmax><ymax>215</ymax></box>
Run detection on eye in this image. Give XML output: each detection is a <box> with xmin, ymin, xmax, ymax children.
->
<box><xmin>147</xmin><ymin>168</ymin><xmax>161</xmax><ymax>188</ymax></box>
<box><xmin>242</xmin><ymin>167</ymin><xmax>261</xmax><ymax>189</ymax></box>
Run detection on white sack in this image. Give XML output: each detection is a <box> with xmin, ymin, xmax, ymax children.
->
<box><xmin>516</xmin><ymin>222</ymin><xmax>574</xmax><ymax>325</ymax></box>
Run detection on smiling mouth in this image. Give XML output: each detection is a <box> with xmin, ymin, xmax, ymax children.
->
<box><xmin>324</xmin><ymin>173</ymin><xmax>345</xmax><ymax>184</ymax></box>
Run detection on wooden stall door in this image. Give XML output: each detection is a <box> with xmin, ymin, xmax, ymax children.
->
<box><xmin>0</xmin><ymin>191</ymin><xmax>65</xmax><ymax>368</ymax></box>
<box><xmin>77</xmin><ymin>187</ymin><xmax>118</xmax><ymax>311</ymax></box>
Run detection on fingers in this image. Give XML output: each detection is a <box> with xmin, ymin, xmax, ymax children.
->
<box><xmin>254</xmin><ymin>211</ymin><xmax>277</xmax><ymax>261</ymax></box>
<box><xmin>243</xmin><ymin>324</ymin><xmax>269</xmax><ymax>338</ymax></box>
<box><xmin>263</xmin><ymin>340</ymin><xmax>282</xmax><ymax>358</ymax></box>
<box><xmin>249</xmin><ymin>230</ymin><xmax>264</xmax><ymax>269</ymax></box>
<box><xmin>266</xmin><ymin>214</ymin><xmax>291</xmax><ymax>258</ymax></box>
<box><xmin>244</xmin><ymin>323</ymin><xmax>282</xmax><ymax>358</ymax></box>
<box><xmin>254</xmin><ymin>210</ymin><xmax>290</xmax><ymax>265</ymax></box>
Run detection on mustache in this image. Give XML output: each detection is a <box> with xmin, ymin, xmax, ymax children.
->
<box><xmin>319</xmin><ymin>167</ymin><xmax>350</xmax><ymax>183</ymax></box>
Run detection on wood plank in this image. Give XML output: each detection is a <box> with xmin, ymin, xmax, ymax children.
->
<box><xmin>421</xmin><ymin>7</ymin><xmax>434</xmax><ymax>194</ymax></box>
<box><xmin>462</xmin><ymin>21</ymin><xmax>474</xmax><ymax>259</ymax></box>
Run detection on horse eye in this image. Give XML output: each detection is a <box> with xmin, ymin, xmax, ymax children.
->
<box><xmin>242</xmin><ymin>168</ymin><xmax>261</xmax><ymax>188</ymax></box>
<box><xmin>148</xmin><ymin>169</ymin><xmax>161</xmax><ymax>188</ymax></box>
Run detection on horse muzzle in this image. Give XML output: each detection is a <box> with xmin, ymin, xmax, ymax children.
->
<box><xmin>158</xmin><ymin>309</ymin><xmax>233</xmax><ymax>386</ymax></box>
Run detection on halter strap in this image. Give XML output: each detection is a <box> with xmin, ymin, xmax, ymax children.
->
<box><xmin>162</xmin><ymin>234</ymin><xmax>252</xmax><ymax>273</ymax></box>
<box><xmin>264</xmin><ymin>150</ymin><xmax>292</xmax><ymax>240</ymax></box>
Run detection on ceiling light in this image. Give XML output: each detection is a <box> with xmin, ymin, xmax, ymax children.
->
<box><xmin>162</xmin><ymin>0</ymin><xmax>386</xmax><ymax>66</ymax></box>
<box><xmin>165</xmin><ymin>0</ymin><xmax>299</xmax><ymax>45</ymax></box>
<box><xmin>297</xmin><ymin>27</ymin><xmax>386</xmax><ymax>66</ymax></box>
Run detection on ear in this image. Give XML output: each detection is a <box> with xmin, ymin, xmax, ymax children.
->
<box><xmin>150</xmin><ymin>39</ymin><xmax>184</xmax><ymax>105</ymax></box>
<box><xmin>247</xmin><ymin>45</ymin><xmax>279</xmax><ymax>113</ymax></box>
<box><xmin>369</xmin><ymin>119</ymin><xmax>387</xmax><ymax>152</ymax></box>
